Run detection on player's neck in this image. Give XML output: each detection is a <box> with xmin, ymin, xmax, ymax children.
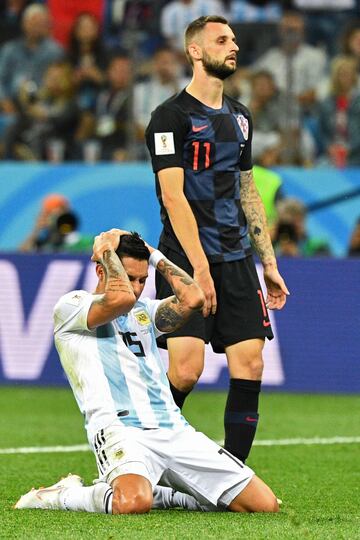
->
<box><xmin>186</xmin><ymin>73</ymin><xmax>224</xmax><ymax>110</ymax></box>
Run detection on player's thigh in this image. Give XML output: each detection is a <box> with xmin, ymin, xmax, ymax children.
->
<box><xmin>228</xmin><ymin>475</ymin><xmax>279</xmax><ymax>513</ymax></box>
<box><xmin>92</xmin><ymin>424</ymin><xmax>161</xmax><ymax>487</ymax></box>
<box><xmin>225</xmin><ymin>338</ymin><xmax>265</xmax><ymax>379</ymax></box>
<box><xmin>161</xmin><ymin>427</ymin><xmax>254</xmax><ymax>508</ymax></box>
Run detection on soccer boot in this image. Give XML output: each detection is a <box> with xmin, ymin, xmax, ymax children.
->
<box><xmin>14</xmin><ymin>473</ymin><xmax>84</xmax><ymax>510</ymax></box>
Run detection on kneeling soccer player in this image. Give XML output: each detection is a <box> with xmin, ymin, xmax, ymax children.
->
<box><xmin>15</xmin><ymin>229</ymin><xmax>279</xmax><ymax>514</ymax></box>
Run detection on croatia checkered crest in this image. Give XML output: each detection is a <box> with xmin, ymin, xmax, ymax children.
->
<box><xmin>235</xmin><ymin>114</ymin><xmax>249</xmax><ymax>141</ymax></box>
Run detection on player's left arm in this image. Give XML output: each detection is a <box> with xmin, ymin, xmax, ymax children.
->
<box><xmin>240</xmin><ymin>168</ymin><xmax>290</xmax><ymax>309</ymax></box>
<box><xmin>150</xmin><ymin>252</ymin><xmax>205</xmax><ymax>333</ymax></box>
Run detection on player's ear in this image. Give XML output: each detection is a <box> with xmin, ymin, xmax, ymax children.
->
<box><xmin>188</xmin><ymin>42</ymin><xmax>202</xmax><ymax>62</ymax></box>
<box><xmin>95</xmin><ymin>263</ymin><xmax>104</xmax><ymax>280</ymax></box>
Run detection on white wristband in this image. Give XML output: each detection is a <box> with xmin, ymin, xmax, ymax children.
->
<box><xmin>149</xmin><ymin>249</ymin><xmax>164</xmax><ymax>268</ymax></box>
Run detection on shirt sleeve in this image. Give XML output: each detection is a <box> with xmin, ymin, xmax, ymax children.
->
<box><xmin>239</xmin><ymin>107</ymin><xmax>253</xmax><ymax>171</ymax></box>
<box><xmin>53</xmin><ymin>290</ymin><xmax>99</xmax><ymax>335</ymax></box>
<box><xmin>145</xmin><ymin>104</ymin><xmax>188</xmax><ymax>172</ymax></box>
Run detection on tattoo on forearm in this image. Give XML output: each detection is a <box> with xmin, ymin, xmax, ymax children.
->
<box><xmin>155</xmin><ymin>301</ymin><xmax>185</xmax><ymax>332</ymax></box>
<box><xmin>157</xmin><ymin>259</ymin><xmax>193</xmax><ymax>285</ymax></box>
<box><xmin>240</xmin><ymin>170</ymin><xmax>276</xmax><ymax>263</ymax></box>
<box><xmin>154</xmin><ymin>258</ymin><xmax>201</xmax><ymax>331</ymax></box>
<box><xmin>102</xmin><ymin>250</ymin><xmax>133</xmax><ymax>294</ymax></box>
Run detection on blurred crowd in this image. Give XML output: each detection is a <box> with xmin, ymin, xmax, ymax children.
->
<box><xmin>0</xmin><ymin>0</ymin><xmax>360</xmax><ymax>167</ymax></box>
<box><xmin>1</xmin><ymin>1</ymin><xmax>359</xmax><ymax>257</ymax></box>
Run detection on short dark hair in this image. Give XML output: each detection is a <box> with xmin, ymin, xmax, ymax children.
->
<box><xmin>115</xmin><ymin>232</ymin><xmax>150</xmax><ymax>261</ymax></box>
<box><xmin>184</xmin><ymin>15</ymin><xmax>229</xmax><ymax>64</ymax></box>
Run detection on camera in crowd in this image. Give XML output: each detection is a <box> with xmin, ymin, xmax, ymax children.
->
<box><xmin>35</xmin><ymin>210</ymin><xmax>79</xmax><ymax>251</ymax></box>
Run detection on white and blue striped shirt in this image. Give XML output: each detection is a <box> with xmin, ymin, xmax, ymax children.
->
<box><xmin>54</xmin><ymin>290</ymin><xmax>187</xmax><ymax>442</ymax></box>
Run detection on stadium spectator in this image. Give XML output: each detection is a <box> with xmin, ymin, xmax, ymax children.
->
<box><xmin>79</xmin><ymin>53</ymin><xmax>133</xmax><ymax>161</ymax></box>
<box><xmin>3</xmin><ymin>61</ymin><xmax>80</xmax><ymax>161</ymax></box>
<box><xmin>252</xmin><ymin>11</ymin><xmax>327</xmax><ymax>116</ymax></box>
<box><xmin>317</xmin><ymin>56</ymin><xmax>360</xmax><ymax>167</ymax></box>
<box><xmin>134</xmin><ymin>46</ymin><xmax>189</xmax><ymax>158</ymax></box>
<box><xmin>287</xmin><ymin>0</ymin><xmax>359</xmax><ymax>56</ymax></box>
<box><xmin>146</xmin><ymin>15</ymin><xmax>289</xmax><ymax>468</ymax></box>
<box><xmin>228</xmin><ymin>0</ymin><xmax>282</xmax><ymax>22</ymax></box>
<box><xmin>251</xmin><ymin>133</ymin><xmax>284</xmax><ymax>236</ymax></box>
<box><xmin>15</xmin><ymin>228</ymin><xmax>279</xmax><ymax>514</ymax></box>
<box><xmin>340</xmin><ymin>19</ymin><xmax>360</xmax><ymax>62</ymax></box>
<box><xmin>0</xmin><ymin>4</ymin><xmax>63</xmax><ymax>117</ymax></box>
<box><xmin>247</xmin><ymin>70</ymin><xmax>297</xmax><ymax>133</ymax></box>
<box><xmin>47</xmin><ymin>0</ymin><xmax>104</xmax><ymax>48</ymax></box>
<box><xmin>67</xmin><ymin>12</ymin><xmax>108</xmax><ymax>111</ymax></box>
<box><xmin>274</xmin><ymin>197</ymin><xmax>332</xmax><ymax>257</ymax></box>
<box><xmin>102</xmin><ymin>0</ymin><xmax>164</xmax><ymax>58</ymax></box>
<box><xmin>347</xmin><ymin>216</ymin><xmax>360</xmax><ymax>256</ymax></box>
<box><xmin>247</xmin><ymin>70</ymin><xmax>315</xmax><ymax>165</ymax></box>
<box><xmin>18</xmin><ymin>193</ymin><xmax>93</xmax><ymax>253</ymax></box>
<box><xmin>0</xmin><ymin>0</ymin><xmax>30</xmax><ymax>46</ymax></box>
<box><xmin>160</xmin><ymin>0</ymin><xmax>225</xmax><ymax>56</ymax></box>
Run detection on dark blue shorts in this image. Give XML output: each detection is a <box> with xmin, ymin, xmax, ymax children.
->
<box><xmin>156</xmin><ymin>245</ymin><xmax>274</xmax><ymax>353</ymax></box>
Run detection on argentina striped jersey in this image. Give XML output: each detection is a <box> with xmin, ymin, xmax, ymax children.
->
<box><xmin>53</xmin><ymin>290</ymin><xmax>187</xmax><ymax>442</ymax></box>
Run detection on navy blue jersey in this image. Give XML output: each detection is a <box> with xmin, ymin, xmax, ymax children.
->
<box><xmin>145</xmin><ymin>89</ymin><xmax>253</xmax><ymax>263</ymax></box>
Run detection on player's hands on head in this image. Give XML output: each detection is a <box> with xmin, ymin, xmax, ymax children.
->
<box><xmin>194</xmin><ymin>266</ymin><xmax>217</xmax><ymax>317</ymax></box>
<box><xmin>264</xmin><ymin>267</ymin><xmax>290</xmax><ymax>310</ymax></box>
<box><xmin>91</xmin><ymin>228</ymin><xmax>130</xmax><ymax>262</ymax></box>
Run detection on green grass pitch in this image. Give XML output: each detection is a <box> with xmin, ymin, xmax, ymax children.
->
<box><xmin>1</xmin><ymin>387</ymin><xmax>359</xmax><ymax>539</ymax></box>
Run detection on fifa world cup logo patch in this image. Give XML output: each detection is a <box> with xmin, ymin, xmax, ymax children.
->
<box><xmin>154</xmin><ymin>132</ymin><xmax>175</xmax><ymax>155</ymax></box>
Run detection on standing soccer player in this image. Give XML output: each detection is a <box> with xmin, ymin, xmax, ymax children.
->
<box><xmin>145</xmin><ymin>15</ymin><xmax>289</xmax><ymax>464</ymax></box>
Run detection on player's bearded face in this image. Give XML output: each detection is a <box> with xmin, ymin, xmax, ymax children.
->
<box><xmin>201</xmin><ymin>49</ymin><xmax>236</xmax><ymax>80</ymax></box>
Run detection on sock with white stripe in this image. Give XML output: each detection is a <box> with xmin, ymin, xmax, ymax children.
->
<box><xmin>61</xmin><ymin>483</ymin><xmax>113</xmax><ymax>513</ymax></box>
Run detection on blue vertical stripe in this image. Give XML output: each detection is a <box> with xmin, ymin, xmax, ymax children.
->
<box><xmin>96</xmin><ymin>323</ymin><xmax>141</xmax><ymax>427</ymax></box>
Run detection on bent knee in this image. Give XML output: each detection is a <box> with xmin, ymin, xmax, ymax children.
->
<box><xmin>228</xmin><ymin>475</ymin><xmax>279</xmax><ymax>513</ymax></box>
<box><xmin>175</xmin><ymin>365</ymin><xmax>201</xmax><ymax>389</ymax></box>
<box><xmin>169</xmin><ymin>361</ymin><xmax>203</xmax><ymax>390</ymax></box>
<box><xmin>112</xmin><ymin>493</ymin><xmax>153</xmax><ymax>514</ymax></box>
<box><xmin>237</xmin><ymin>355</ymin><xmax>264</xmax><ymax>380</ymax></box>
<box><xmin>230</xmin><ymin>494</ymin><xmax>279</xmax><ymax>513</ymax></box>
<box><xmin>254</xmin><ymin>495</ymin><xmax>279</xmax><ymax>513</ymax></box>
<box><xmin>247</xmin><ymin>357</ymin><xmax>264</xmax><ymax>379</ymax></box>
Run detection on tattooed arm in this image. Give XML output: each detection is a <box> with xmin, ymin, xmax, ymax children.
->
<box><xmin>87</xmin><ymin>231</ymin><xmax>136</xmax><ymax>329</ymax></box>
<box><xmin>240</xmin><ymin>169</ymin><xmax>277</xmax><ymax>265</ymax></box>
<box><xmin>240</xmin><ymin>169</ymin><xmax>290</xmax><ymax>309</ymax></box>
<box><xmin>152</xmin><ymin>254</ymin><xmax>205</xmax><ymax>333</ymax></box>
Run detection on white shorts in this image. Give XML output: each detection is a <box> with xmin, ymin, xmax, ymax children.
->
<box><xmin>92</xmin><ymin>423</ymin><xmax>254</xmax><ymax>508</ymax></box>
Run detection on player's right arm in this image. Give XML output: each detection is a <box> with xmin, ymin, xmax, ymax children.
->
<box><xmin>158</xmin><ymin>167</ymin><xmax>216</xmax><ymax>317</ymax></box>
<box><xmin>151</xmin><ymin>252</ymin><xmax>205</xmax><ymax>333</ymax></box>
<box><xmin>87</xmin><ymin>231</ymin><xmax>136</xmax><ymax>329</ymax></box>
<box><xmin>145</xmin><ymin>104</ymin><xmax>216</xmax><ymax>317</ymax></box>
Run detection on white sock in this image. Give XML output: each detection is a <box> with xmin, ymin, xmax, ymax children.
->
<box><xmin>61</xmin><ymin>483</ymin><xmax>113</xmax><ymax>513</ymax></box>
<box><xmin>152</xmin><ymin>486</ymin><xmax>216</xmax><ymax>511</ymax></box>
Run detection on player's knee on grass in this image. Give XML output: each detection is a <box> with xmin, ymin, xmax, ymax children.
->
<box><xmin>111</xmin><ymin>475</ymin><xmax>153</xmax><ymax>514</ymax></box>
<box><xmin>228</xmin><ymin>476</ymin><xmax>279</xmax><ymax>513</ymax></box>
<box><xmin>112</xmin><ymin>491</ymin><xmax>153</xmax><ymax>514</ymax></box>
